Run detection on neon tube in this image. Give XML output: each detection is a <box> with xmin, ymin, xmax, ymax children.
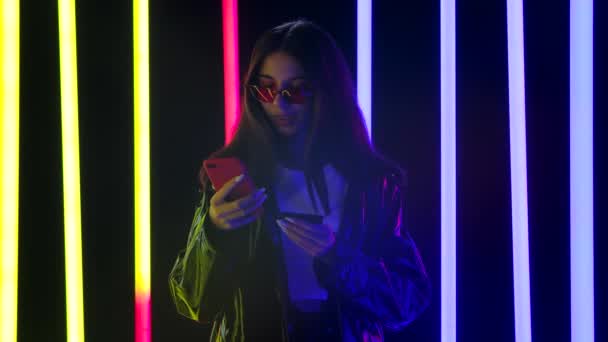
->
<box><xmin>357</xmin><ymin>0</ymin><xmax>372</xmax><ymax>140</ymax></box>
<box><xmin>134</xmin><ymin>0</ymin><xmax>151</xmax><ymax>340</ymax></box>
<box><xmin>0</xmin><ymin>0</ymin><xmax>20</xmax><ymax>341</ymax></box>
<box><xmin>58</xmin><ymin>0</ymin><xmax>86</xmax><ymax>340</ymax></box>
<box><xmin>506</xmin><ymin>0</ymin><xmax>532</xmax><ymax>341</ymax></box>
<box><xmin>440</xmin><ymin>0</ymin><xmax>456</xmax><ymax>341</ymax></box>
<box><xmin>570</xmin><ymin>0</ymin><xmax>594</xmax><ymax>341</ymax></box>
<box><xmin>222</xmin><ymin>0</ymin><xmax>239</xmax><ymax>144</ymax></box>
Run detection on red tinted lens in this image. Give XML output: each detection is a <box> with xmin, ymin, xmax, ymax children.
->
<box><xmin>249</xmin><ymin>85</ymin><xmax>311</xmax><ymax>104</ymax></box>
<box><xmin>280</xmin><ymin>86</ymin><xmax>311</xmax><ymax>104</ymax></box>
<box><xmin>249</xmin><ymin>85</ymin><xmax>276</xmax><ymax>103</ymax></box>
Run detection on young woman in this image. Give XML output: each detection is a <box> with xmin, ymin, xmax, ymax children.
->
<box><xmin>169</xmin><ymin>20</ymin><xmax>431</xmax><ymax>341</ymax></box>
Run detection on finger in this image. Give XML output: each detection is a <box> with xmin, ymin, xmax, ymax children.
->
<box><xmin>277</xmin><ymin>220</ymin><xmax>330</xmax><ymax>247</ymax></box>
<box><xmin>283</xmin><ymin>217</ymin><xmax>329</xmax><ymax>236</ymax></box>
<box><xmin>217</xmin><ymin>188</ymin><xmax>266</xmax><ymax>219</ymax></box>
<box><xmin>211</xmin><ymin>174</ymin><xmax>246</xmax><ymax>205</ymax></box>
<box><xmin>221</xmin><ymin>192</ymin><xmax>267</xmax><ymax>221</ymax></box>
<box><xmin>279</xmin><ymin>224</ymin><xmax>320</xmax><ymax>253</ymax></box>
<box><xmin>278</xmin><ymin>218</ymin><xmax>329</xmax><ymax>241</ymax></box>
<box><xmin>281</xmin><ymin>225</ymin><xmax>326</xmax><ymax>256</ymax></box>
<box><xmin>229</xmin><ymin>187</ymin><xmax>266</xmax><ymax>211</ymax></box>
<box><xmin>289</xmin><ymin>220</ymin><xmax>335</xmax><ymax>248</ymax></box>
<box><xmin>281</xmin><ymin>222</ymin><xmax>329</xmax><ymax>245</ymax></box>
<box><xmin>225</xmin><ymin>212</ymin><xmax>260</xmax><ymax>230</ymax></box>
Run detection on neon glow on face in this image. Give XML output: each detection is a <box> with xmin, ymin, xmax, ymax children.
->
<box><xmin>258</xmin><ymin>52</ymin><xmax>313</xmax><ymax>137</ymax></box>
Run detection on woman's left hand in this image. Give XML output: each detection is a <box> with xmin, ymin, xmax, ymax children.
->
<box><xmin>276</xmin><ymin>217</ymin><xmax>336</xmax><ymax>257</ymax></box>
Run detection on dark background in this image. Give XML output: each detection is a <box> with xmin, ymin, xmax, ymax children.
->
<box><xmin>18</xmin><ymin>0</ymin><xmax>605</xmax><ymax>341</ymax></box>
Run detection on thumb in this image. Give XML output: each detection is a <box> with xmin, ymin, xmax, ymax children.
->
<box><xmin>214</xmin><ymin>174</ymin><xmax>245</xmax><ymax>203</ymax></box>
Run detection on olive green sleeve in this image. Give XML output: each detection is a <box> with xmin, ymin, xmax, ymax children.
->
<box><xmin>168</xmin><ymin>192</ymin><xmax>216</xmax><ymax>322</ymax></box>
<box><xmin>168</xmin><ymin>189</ymin><xmax>262</xmax><ymax>323</ymax></box>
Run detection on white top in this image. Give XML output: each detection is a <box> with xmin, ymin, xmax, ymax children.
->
<box><xmin>274</xmin><ymin>163</ymin><xmax>349</xmax><ymax>312</ymax></box>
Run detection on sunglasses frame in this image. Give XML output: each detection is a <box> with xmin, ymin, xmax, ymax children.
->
<box><xmin>248</xmin><ymin>84</ymin><xmax>313</xmax><ymax>105</ymax></box>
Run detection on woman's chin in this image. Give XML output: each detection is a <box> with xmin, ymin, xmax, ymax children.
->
<box><xmin>276</xmin><ymin>125</ymin><xmax>298</xmax><ymax>136</ymax></box>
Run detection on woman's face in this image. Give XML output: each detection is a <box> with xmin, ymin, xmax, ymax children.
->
<box><xmin>256</xmin><ymin>52</ymin><xmax>313</xmax><ymax>137</ymax></box>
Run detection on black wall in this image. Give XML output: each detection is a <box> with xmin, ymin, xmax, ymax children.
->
<box><xmin>18</xmin><ymin>0</ymin><xmax>606</xmax><ymax>341</ymax></box>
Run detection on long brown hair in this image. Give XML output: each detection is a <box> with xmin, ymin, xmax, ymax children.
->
<box><xmin>200</xmin><ymin>20</ymin><xmax>404</xmax><ymax>214</ymax></box>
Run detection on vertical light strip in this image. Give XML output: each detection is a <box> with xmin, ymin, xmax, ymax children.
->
<box><xmin>570</xmin><ymin>0</ymin><xmax>594</xmax><ymax>341</ymax></box>
<box><xmin>58</xmin><ymin>0</ymin><xmax>86</xmax><ymax>341</ymax></box>
<box><xmin>440</xmin><ymin>0</ymin><xmax>456</xmax><ymax>341</ymax></box>
<box><xmin>0</xmin><ymin>0</ymin><xmax>19</xmax><ymax>341</ymax></box>
<box><xmin>222</xmin><ymin>0</ymin><xmax>239</xmax><ymax>144</ymax></box>
<box><xmin>506</xmin><ymin>0</ymin><xmax>532</xmax><ymax>341</ymax></box>
<box><xmin>134</xmin><ymin>0</ymin><xmax>151</xmax><ymax>340</ymax></box>
<box><xmin>357</xmin><ymin>0</ymin><xmax>372</xmax><ymax>140</ymax></box>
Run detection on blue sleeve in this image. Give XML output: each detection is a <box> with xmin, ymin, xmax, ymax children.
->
<box><xmin>314</xmin><ymin>173</ymin><xmax>431</xmax><ymax>330</ymax></box>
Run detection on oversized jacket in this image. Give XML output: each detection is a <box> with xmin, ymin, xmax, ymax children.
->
<box><xmin>169</xmin><ymin>166</ymin><xmax>431</xmax><ymax>341</ymax></box>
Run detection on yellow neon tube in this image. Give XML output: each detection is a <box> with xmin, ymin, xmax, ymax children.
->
<box><xmin>1</xmin><ymin>0</ymin><xmax>20</xmax><ymax>341</ymax></box>
<box><xmin>134</xmin><ymin>0</ymin><xmax>151</xmax><ymax>340</ymax></box>
<box><xmin>58</xmin><ymin>0</ymin><xmax>85</xmax><ymax>341</ymax></box>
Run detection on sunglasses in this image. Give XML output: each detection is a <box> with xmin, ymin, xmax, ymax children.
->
<box><xmin>248</xmin><ymin>84</ymin><xmax>313</xmax><ymax>105</ymax></box>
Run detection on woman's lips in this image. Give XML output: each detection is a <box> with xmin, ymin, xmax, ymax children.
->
<box><xmin>274</xmin><ymin>116</ymin><xmax>297</xmax><ymax>127</ymax></box>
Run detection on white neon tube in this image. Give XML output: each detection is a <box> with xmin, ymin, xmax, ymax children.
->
<box><xmin>506</xmin><ymin>0</ymin><xmax>532</xmax><ymax>341</ymax></box>
<box><xmin>357</xmin><ymin>0</ymin><xmax>372</xmax><ymax>140</ymax></box>
<box><xmin>570</xmin><ymin>0</ymin><xmax>594</xmax><ymax>341</ymax></box>
<box><xmin>440</xmin><ymin>0</ymin><xmax>456</xmax><ymax>341</ymax></box>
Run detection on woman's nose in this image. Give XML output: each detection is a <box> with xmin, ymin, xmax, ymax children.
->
<box><xmin>273</xmin><ymin>91</ymin><xmax>290</xmax><ymax>109</ymax></box>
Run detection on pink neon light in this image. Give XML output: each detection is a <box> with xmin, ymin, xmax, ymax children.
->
<box><xmin>222</xmin><ymin>0</ymin><xmax>240</xmax><ymax>144</ymax></box>
<box><xmin>135</xmin><ymin>293</ymin><xmax>150</xmax><ymax>342</ymax></box>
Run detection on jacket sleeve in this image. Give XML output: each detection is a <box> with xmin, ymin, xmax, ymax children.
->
<box><xmin>168</xmin><ymin>188</ymin><xmax>261</xmax><ymax>323</ymax></box>
<box><xmin>315</xmin><ymin>173</ymin><xmax>431</xmax><ymax>330</ymax></box>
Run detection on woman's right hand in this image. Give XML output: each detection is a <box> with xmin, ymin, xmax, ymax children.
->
<box><xmin>208</xmin><ymin>175</ymin><xmax>268</xmax><ymax>230</ymax></box>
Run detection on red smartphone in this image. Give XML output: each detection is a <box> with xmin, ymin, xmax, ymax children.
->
<box><xmin>203</xmin><ymin>157</ymin><xmax>257</xmax><ymax>202</ymax></box>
